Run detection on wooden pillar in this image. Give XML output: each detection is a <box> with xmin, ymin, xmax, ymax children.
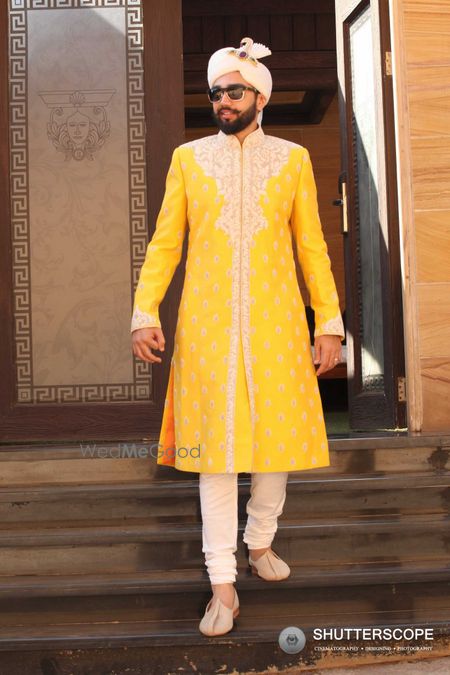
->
<box><xmin>143</xmin><ymin>0</ymin><xmax>186</xmax><ymax>406</ymax></box>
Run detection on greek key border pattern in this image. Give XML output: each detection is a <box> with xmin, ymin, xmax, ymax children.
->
<box><xmin>9</xmin><ymin>0</ymin><xmax>151</xmax><ymax>403</ymax></box>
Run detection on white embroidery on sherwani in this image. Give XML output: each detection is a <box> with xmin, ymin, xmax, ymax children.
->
<box><xmin>315</xmin><ymin>311</ymin><xmax>345</xmax><ymax>337</ymax></box>
<box><xmin>183</xmin><ymin>134</ymin><xmax>241</xmax><ymax>471</ymax></box>
<box><xmin>185</xmin><ymin>129</ymin><xmax>294</xmax><ymax>240</ymax></box>
<box><xmin>131</xmin><ymin>305</ymin><xmax>160</xmax><ymax>331</ymax></box>
<box><xmin>182</xmin><ymin>128</ymin><xmax>297</xmax><ymax>472</ymax></box>
<box><xmin>187</xmin><ymin>135</ymin><xmax>240</xmax><ymax>239</ymax></box>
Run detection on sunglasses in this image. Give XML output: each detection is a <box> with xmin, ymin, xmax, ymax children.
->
<box><xmin>207</xmin><ymin>84</ymin><xmax>259</xmax><ymax>103</ymax></box>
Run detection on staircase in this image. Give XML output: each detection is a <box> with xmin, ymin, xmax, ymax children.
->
<box><xmin>0</xmin><ymin>436</ymin><xmax>449</xmax><ymax>674</ymax></box>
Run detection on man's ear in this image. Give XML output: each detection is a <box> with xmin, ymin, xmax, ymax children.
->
<box><xmin>257</xmin><ymin>93</ymin><xmax>267</xmax><ymax>111</ymax></box>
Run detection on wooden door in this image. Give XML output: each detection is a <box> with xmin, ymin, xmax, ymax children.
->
<box><xmin>0</xmin><ymin>0</ymin><xmax>185</xmax><ymax>441</ymax></box>
<box><xmin>335</xmin><ymin>0</ymin><xmax>406</xmax><ymax>430</ymax></box>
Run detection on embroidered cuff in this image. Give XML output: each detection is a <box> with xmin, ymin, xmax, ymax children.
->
<box><xmin>130</xmin><ymin>306</ymin><xmax>161</xmax><ymax>332</ymax></box>
<box><xmin>314</xmin><ymin>311</ymin><xmax>345</xmax><ymax>339</ymax></box>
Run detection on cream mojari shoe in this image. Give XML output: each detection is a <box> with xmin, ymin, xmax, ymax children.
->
<box><xmin>249</xmin><ymin>548</ymin><xmax>291</xmax><ymax>581</ymax></box>
<box><xmin>199</xmin><ymin>588</ymin><xmax>239</xmax><ymax>636</ymax></box>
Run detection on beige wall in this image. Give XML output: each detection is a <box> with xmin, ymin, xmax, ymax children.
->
<box><xmin>391</xmin><ymin>0</ymin><xmax>450</xmax><ymax>430</ymax></box>
<box><xmin>185</xmin><ymin>95</ymin><xmax>345</xmax><ymax>312</ymax></box>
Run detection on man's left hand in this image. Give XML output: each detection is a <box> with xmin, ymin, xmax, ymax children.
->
<box><xmin>313</xmin><ymin>335</ymin><xmax>342</xmax><ymax>376</ymax></box>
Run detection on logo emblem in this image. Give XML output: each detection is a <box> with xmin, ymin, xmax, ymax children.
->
<box><xmin>278</xmin><ymin>626</ymin><xmax>306</xmax><ymax>654</ymax></box>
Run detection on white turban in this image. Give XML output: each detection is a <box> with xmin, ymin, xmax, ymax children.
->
<box><xmin>207</xmin><ymin>37</ymin><xmax>273</xmax><ymax>103</ymax></box>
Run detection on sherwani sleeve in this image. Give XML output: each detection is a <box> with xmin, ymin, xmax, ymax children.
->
<box><xmin>130</xmin><ymin>147</ymin><xmax>188</xmax><ymax>332</ymax></box>
<box><xmin>290</xmin><ymin>147</ymin><xmax>345</xmax><ymax>340</ymax></box>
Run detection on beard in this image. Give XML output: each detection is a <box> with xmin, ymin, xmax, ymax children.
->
<box><xmin>212</xmin><ymin>99</ymin><xmax>258</xmax><ymax>134</ymax></box>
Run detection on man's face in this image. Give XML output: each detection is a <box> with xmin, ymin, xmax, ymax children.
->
<box><xmin>211</xmin><ymin>71</ymin><xmax>265</xmax><ymax>134</ymax></box>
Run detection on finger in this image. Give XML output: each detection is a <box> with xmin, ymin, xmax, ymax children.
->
<box><xmin>135</xmin><ymin>343</ymin><xmax>162</xmax><ymax>363</ymax></box>
<box><xmin>145</xmin><ymin>335</ymin><xmax>162</xmax><ymax>350</ymax></box>
<box><xmin>135</xmin><ymin>347</ymin><xmax>157</xmax><ymax>363</ymax></box>
<box><xmin>328</xmin><ymin>350</ymin><xmax>340</xmax><ymax>369</ymax></box>
<box><xmin>142</xmin><ymin>342</ymin><xmax>162</xmax><ymax>362</ymax></box>
<box><xmin>136</xmin><ymin>339</ymin><xmax>163</xmax><ymax>359</ymax></box>
<box><xmin>325</xmin><ymin>353</ymin><xmax>335</xmax><ymax>370</ymax></box>
<box><xmin>329</xmin><ymin>353</ymin><xmax>338</xmax><ymax>370</ymax></box>
<box><xmin>323</xmin><ymin>351</ymin><xmax>335</xmax><ymax>373</ymax></box>
<box><xmin>331</xmin><ymin>352</ymin><xmax>341</xmax><ymax>368</ymax></box>
<box><xmin>320</xmin><ymin>347</ymin><xmax>332</xmax><ymax>369</ymax></box>
<box><xmin>313</xmin><ymin>342</ymin><xmax>321</xmax><ymax>365</ymax></box>
<box><xmin>317</xmin><ymin>361</ymin><xmax>331</xmax><ymax>376</ymax></box>
<box><xmin>316</xmin><ymin>353</ymin><xmax>329</xmax><ymax>376</ymax></box>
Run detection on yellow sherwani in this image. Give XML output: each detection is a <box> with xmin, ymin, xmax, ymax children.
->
<box><xmin>131</xmin><ymin>126</ymin><xmax>344</xmax><ymax>474</ymax></box>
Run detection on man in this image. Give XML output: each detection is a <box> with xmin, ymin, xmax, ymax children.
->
<box><xmin>131</xmin><ymin>38</ymin><xmax>344</xmax><ymax>636</ymax></box>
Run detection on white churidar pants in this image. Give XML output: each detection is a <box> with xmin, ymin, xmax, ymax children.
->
<box><xmin>199</xmin><ymin>471</ymin><xmax>289</xmax><ymax>584</ymax></box>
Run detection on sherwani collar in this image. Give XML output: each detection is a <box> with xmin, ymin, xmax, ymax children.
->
<box><xmin>217</xmin><ymin>124</ymin><xmax>265</xmax><ymax>149</ymax></box>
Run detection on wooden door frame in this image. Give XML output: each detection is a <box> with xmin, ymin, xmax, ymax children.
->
<box><xmin>0</xmin><ymin>0</ymin><xmax>185</xmax><ymax>441</ymax></box>
<box><xmin>335</xmin><ymin>0</ymin><xmax>407</xmax><ymax>430</ymax></box>
<box><xmin>388</xmin><ymin>0</ymin><xmax>422</xmax><ymax>432</ymax></box>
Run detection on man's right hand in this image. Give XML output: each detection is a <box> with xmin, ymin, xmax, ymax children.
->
<box><xmin>132</xmin><ymin>327</ymin><xmax>165</xmax><ymax>363</ymax></box>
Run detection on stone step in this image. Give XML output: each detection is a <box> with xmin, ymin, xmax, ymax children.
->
<box><xmin>0</xmin><ymin>473</ymin><xmax>448</xmax><ymax>524</ymax></box>
<box><xmin>0</xmin><ymin>438</ymin><xmax>449</xmax><ymax>667</ymax></box>
<box><xmin>1</xmin><ymin>435</ymin><xmax>449</xmax><ymax>487</ymax></box>
<box><xmin>0</xmin><ymin>580</ymin><xmax>448</xmax><ymax>652</ymax></box>
<box><xmin>0</xmin><ymin>560</ymin><xmax>449</xmax><ymax>599</ymax></box>
<box><xmin>0</xmin><ymin>441</ymin><xmax>171</xmax><ymax>486</ymax></box>
<box><xmin>0</xmin><ymin>514</ymin><xmax>447</xmax><ymax>575</ymax></box>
